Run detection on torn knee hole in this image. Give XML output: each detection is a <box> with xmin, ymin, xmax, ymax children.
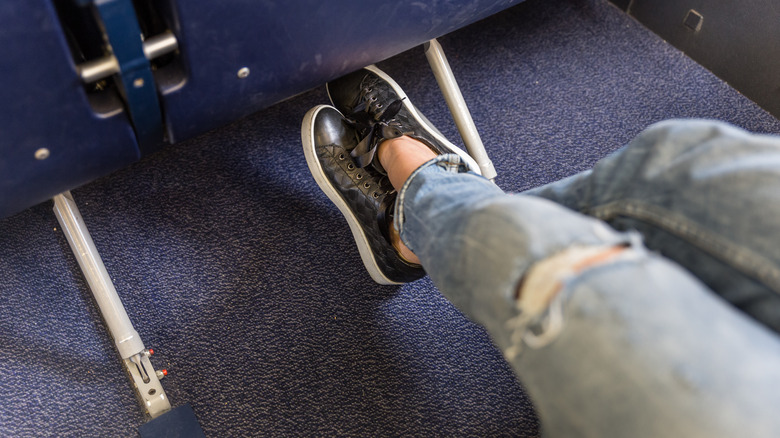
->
<box><xmin>515</xmin><ymin>244</ymin><xmax>631</xmax><ymax>315</ymax></box>
<box><xmin>504</xmin><ymin>244</ymin><xmax>634</xmax><ymax>358</ymax></box>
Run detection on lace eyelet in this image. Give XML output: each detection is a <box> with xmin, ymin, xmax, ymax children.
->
<box><xmin>363</xmin><ymin>182</ymin><xmax>371</xmax><ymax>189</ymax></box>
<box><xmin>370</xmin><ymin>96</ymin><xmax>377</xmax><ymax>102</ymax></box>
<box><xmin>372</xmin><ymin>192</ymin><xmax>380</xmax><ymax>199</ymax></box>
<box><xmin>355</xmin><ymin>172</ymin><xmax>363</xmax><ymax>180</ymax></box>
<box><xmin>347</xmin><ymin>163</ymin><xmax>355</xmax><ymax>170</ymax></box>
<box><xmin>338</xmin><ymin>153</ymin><xmax>345</xmax><ymax>160</ymax></box>
<box><xmin>376</xmin><ymin>103</ymin><xmax>383</xmax><ymax>109</ymax></box>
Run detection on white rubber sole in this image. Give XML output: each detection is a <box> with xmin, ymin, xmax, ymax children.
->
<box><xmin>326</xmin><ymin>64</ymin><xmax>483</xmax><ymax>175</ymax></box>
<box><xmin>301</xmin><ymin>105</ymin><xmax>400</xmax><ymax>285</ymax></box>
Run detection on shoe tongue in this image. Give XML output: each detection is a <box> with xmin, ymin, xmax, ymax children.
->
<box><xmin>371</xmin><ymin>154</ymin><xmax>388</xmax><ymax>175</ymax></box>
<box><xmin>349</xmin><ymin>133</ymin><xmax>377</xmax><ymax>168</ymax></box>
<box><xmin>349</xmin><ymin>112</ymin><xmax>403</xmax><ymax>170</ymax></box>
<box><xmin>346</xmin><ymin>98</ymin><xmax>406</xmax><ymax>170</ymax></box>
<box><xmin>350</xmin><ymin>124</ymin><xmax>404</xmax><ymax>175</ymax></box>
<box><xmin>374</xmin><ymin>99</ymin><xmax>404</xmax><ymax>122</ymax></box>
<box><xmin>380</xmin><ymin>123</ymin><xmax>403</xmax><ymax>140</ymax></box>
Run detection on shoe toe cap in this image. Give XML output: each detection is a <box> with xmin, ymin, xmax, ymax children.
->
<box><xmin>313</xmin><ymin>106</ymin><xmax>354</xmax><ymax>148</ymax></box>
<box><xmin>327</xmin><ymin>69</ymin><xmax>368</xmax><ymax>112</ymax></box>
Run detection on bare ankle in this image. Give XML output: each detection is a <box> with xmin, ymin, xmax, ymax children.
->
<box><xmin>389</xmin><ymin>223</ymin><xmax>421</xmax><ymax>265</ymax></box>
<box><xmin>377</xmin><ymin>136</ymin><xmax>438</xmax><ymax>191</ymax></box>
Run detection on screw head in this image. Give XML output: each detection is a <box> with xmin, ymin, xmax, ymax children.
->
<box><xmin>35</xmin><ymin>148</ymin><xmax>50</xmax><ymax>160</ymax></box>
<box><xmin>237</xmin><ymin>67</ymin><xmax>250</xmax><ymax>78</ymax></box>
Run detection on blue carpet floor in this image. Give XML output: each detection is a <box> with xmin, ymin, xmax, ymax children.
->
<box><xmin>2</xmin><ymin>0</ymin><xmax>779</xmax><ymax>436</ymax></box>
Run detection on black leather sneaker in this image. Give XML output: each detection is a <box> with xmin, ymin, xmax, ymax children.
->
<box><xmin>326</xmin><ymin>64</ymin><xmax>481</xmax><ymax>174</ymax></box>
<box><xmin>301</xmin><ymin>105</ymin><xmax>426</xmax><ymax>285</ymax></box>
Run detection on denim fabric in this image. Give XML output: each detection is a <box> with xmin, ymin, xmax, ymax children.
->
<box><xmin>395</xmin><ymin>154</ymin><xmax>633</xmax><ymax>350</ymax></box>
<box><xmin>513</xmin><ymin>254</ymin><xmax>780</xmax><ymax>438</ymax></box>
<box><xmin>526</xmin><ymin>119</ymin><xmax>780</xmax><ymax>333</ymax></box>
<box><xmin>395</xmin><ymin>121</ymin><xmax>780</xmax><ymax>437</ymax></box>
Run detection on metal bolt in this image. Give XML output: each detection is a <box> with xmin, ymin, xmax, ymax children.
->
<box><xmin>35</xmin><ymin>148</ymin><xmax>50</xmax><ymax>160</ymax></box>
<box><xmin>133</xmin><ymin>78</ymin><xmax>145</xmax><ymax>88</ymax></box>
<box><xmin>237</xmin><ymin>67</ymin><xmax>250</xmax><ymax>78</ymax></box>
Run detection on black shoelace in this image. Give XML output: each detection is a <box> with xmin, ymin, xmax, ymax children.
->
<box><xmin>345</xmin><ymin>94</ymin><xmax>406</xmax><ymax>169</ymax></box>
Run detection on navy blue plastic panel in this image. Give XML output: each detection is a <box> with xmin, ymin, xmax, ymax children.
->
<box><xmin>160</xmin><ymin>0</ymin><xmax>525</xmax><ymax>143</ymax></box>
<box><xmin>0</xmin><ymin>1</ymin><xmax>140</xmax><ymax>218</ymax></box>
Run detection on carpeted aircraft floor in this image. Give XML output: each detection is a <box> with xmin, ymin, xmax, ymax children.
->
<box><xmin>2</xmin><ymin>0</ymin><xmax>779</xmax><ymax>436</ymax></box>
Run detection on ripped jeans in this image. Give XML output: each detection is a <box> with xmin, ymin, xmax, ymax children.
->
<box><xmin>395</xmin><ymin>120</ymin><xmax>780</xmax><ymax>437</ymax></box>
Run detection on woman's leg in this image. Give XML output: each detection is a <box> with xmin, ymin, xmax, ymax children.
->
<box><xmin>526</xmin><ymin>119</ymin><xmax>780</xmax><ymax>333</ymax></box>
<box><xmin>390</xmin><ymin>143</ymin><xmax>780</xmax><ymax>437</ymax></box>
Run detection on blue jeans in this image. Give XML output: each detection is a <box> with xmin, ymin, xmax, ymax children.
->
<box><xmin>394</xmin><ymin>120</ymin><xmax>780</xmax><ymax>437</ymax></box>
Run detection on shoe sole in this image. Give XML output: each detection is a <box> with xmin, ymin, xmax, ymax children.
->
<box><xmin>327</xmin><ymin>64</ymin><xmax>483</xmax><ymax>176</ymax></box>
<box><xmin>301</xmin><ymin>105</ymin><xmax>400</xmax><ymax>285</ymax></box>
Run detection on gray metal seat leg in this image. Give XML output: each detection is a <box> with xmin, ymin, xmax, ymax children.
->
<box><xmin>424</xmin><ymin>38</ymin><xmax>497</xmax><ymax>181</ymax></box>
